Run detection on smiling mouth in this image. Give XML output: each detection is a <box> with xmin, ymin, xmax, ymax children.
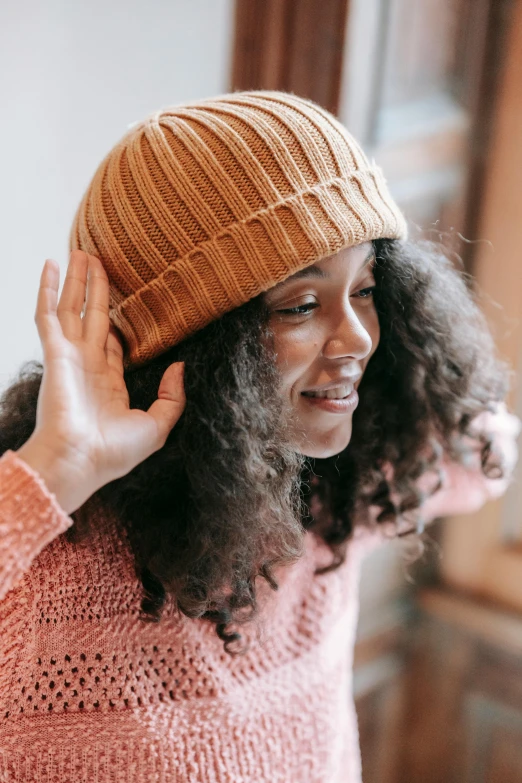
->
<box><xmin>300</xmin><ymin>388</ymin><xmax>359</xmax><ymax>414</ymax></box>
<box><xmin>301</xmin><ymin>383</ymin><xmax>354</xmax><ymax>400</ymax></box>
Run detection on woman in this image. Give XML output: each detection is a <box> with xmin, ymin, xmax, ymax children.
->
<box><xmin>0</xmin><ymin>91</ymin><xmax>519</xmax><ymax>782</ymax></box>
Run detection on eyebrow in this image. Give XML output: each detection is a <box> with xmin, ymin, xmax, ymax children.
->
<box><xmin>278</xmin><ymin>246</ymin><xmax>376</xmax><ymax>284</ymax></box>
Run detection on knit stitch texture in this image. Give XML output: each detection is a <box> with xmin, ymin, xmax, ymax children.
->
<box><xmin>0</xmin><ymin>447</ymin><xmax>504</xmax><ymax>782</ymax></box>
<box><xmin>0</xmin><ymin>448</ymin><xmax>386</xmax><ymax>782</ymax></box>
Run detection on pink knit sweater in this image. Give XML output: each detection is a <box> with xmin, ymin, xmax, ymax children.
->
<box><xmin>0</xmin><ymin>445</ymin><xmax>508</xmax><ymax>783</ymax></box>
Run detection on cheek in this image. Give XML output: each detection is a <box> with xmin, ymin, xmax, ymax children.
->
<box><xmin>271</xmin><ymin>327</ymin><xmax>319</xmax><ymax>386</ymax></box>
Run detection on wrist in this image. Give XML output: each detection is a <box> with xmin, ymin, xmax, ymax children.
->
<box><xmin>15</xmin><ymin>437</ymin><xmax>78</xmax><ymax>514</ymax></box>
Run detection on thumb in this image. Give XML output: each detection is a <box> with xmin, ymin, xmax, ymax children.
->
<box><xmin>147</xmin><ymin>361</ymin><xmax>186</xmax><ymax>442</ymax></box>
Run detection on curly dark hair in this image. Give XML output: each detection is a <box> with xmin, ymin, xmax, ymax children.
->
<box><xmin>0</xmin><ymin>238</ymin><xmax>509</xmax><ymax>653</ymax></box>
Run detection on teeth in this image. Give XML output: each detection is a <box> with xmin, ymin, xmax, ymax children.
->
<box><xmin>304</xmin><ymin>384</ymin><xmax>353</xmax><ymax>399</ymax></box>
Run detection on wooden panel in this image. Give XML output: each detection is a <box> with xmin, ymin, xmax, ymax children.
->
<box><xmin>231</xmin><ymin>0</ymin><xmax>349</xmax><ymax>115</ymax></box>
<box><xmin>339</xmin><ymin>0</ymin><xmax>502</xmax><ymax>246</ymax></box>
<box><xmin>354</xmin><ymin>595</ymin><xmax>409</xmax><ymax>783</ymax></box>
<box><xmin>461</xmin><ymin>0</ymin><xmax>517</xmax><ymax>244</ymax></box>
<box><xmin>357</xmin><ymin>674</ymin><xmax>407</xmax><ymax>783</ymax></box>
<box><xmin>465</xmin><ymin>696</ymin><xmax>522</xmax><ymax>783</ymax></box>
<box><xmin>356</xmin><ymin>587</ymin><xmax>522</xmax><ymax>782</ymax></box>
<box><xmin>417</xmin><ymin>588</ymin><xmax>522</xmax><ymax>656</ymax></box>
<box><xmin>366</xmin><ymin>588</ymin><xmax>522</xmax><ymax>783</ymax></box>
<box><xmin>441</xmin><ymin>0</ymin><xmax>522</xmax><ymax>606</ymax></box>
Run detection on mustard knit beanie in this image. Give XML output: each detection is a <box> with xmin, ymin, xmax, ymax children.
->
<box><xmin>69</xmin><ymin>90</ymin><xmax>407</xmax><ymax>369</ymax></box>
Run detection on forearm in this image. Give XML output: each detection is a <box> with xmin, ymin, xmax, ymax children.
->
<box><xmin>418</xmin><ymin>404</ymin><xmax>520</xmax><ymax>525</ymax></box>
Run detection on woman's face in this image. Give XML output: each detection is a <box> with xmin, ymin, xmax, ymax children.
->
<box><xmin>262</xmin><ymin>241</ymin><xmax>379</xmax><ymax>458</ymax></box>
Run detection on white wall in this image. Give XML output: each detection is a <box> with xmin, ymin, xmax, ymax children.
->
<box><xmin>0</xmin><ymin>0</ymin><xmax>234</xmax><ymax>391</ymax></box>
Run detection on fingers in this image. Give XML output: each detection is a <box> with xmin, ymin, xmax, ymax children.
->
<box><xmin>105</xmin><ymin>323</ymin><xmax>125</xmax><ymax>375</ymax></box>
<box><xmin>506</xmin><ymin>413</ymin><xmax>522</xmax><ymax>438</ymax></box>
<box><xmin>56</xmin><ymin>250</ymin><xmax>89</xmax><ymax>341</ymax></box>
<box><xmin>34</xmin><ymin>258</ymin><xmax>63</xmax><ymax>348</ymax></box>
<box><xmin>148</xmin><ymin>362</ymin><xmax>186</xmax><ymax>445</ymax></box>
<box><xmin>470</xmin><ymin>405</ymin><xmax>522</xmax><ymax>439</ymax></box>
<box><xmin>82</xmin><ymin>255</ymin><xmax>110</xmax><ymax>348</ymax></box>
<box><xmin>55</xmin><ymin>250</ymin><xmax>110</xmax><ymax>350</ymax></box>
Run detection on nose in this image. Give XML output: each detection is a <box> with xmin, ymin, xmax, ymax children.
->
<box><xmin>321</xmin><ymin>306</ymin><xmax>373</xmax><ymax>361</ymax></box>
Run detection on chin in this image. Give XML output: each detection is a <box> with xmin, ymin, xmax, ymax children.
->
<box><xmin>294</xmin><ymin>426</ymin><xmax>353</xmax><ymax>459</ymax></box>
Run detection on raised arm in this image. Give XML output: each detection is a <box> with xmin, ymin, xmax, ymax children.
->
<box><xmin>415</xmin><ymin>402</ymin><xmax>520</xmax><ymax>529</ymax></box>
<box><xmin>0</xmin><ymin>249</ymin><xmax>186</xmax><ymax>601</ymax></box>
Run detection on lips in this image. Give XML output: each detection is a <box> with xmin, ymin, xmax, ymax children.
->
<box><xmin>302</xmin><ymin>383</ymin><xmax>354</xmax><ymax>400</ymax></box>
<box><xmin>301</xmin><ymin>388</ymin><xmax>359</xmax><ymax>414</ymax></box>
<box><xmin>301</xmin><ymin>375</ymin><xmax>362</xmax><ymax>399</ymax></box>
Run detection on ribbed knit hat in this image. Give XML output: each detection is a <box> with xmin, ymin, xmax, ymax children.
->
<box><xmin>69</xmin><ymin>90</ymin><xmax>407</xmax><ymax>369</ymax></box>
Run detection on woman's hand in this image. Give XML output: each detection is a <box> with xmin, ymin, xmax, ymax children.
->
<box><xmin>16</xmin><ymin>250</ymin><xmax>186</xmax><ymax>515</ymax></box>
<box><xmin>418</xmin><ymin>402</ymin><xmax>521</xmax><ymax>525</ymax></box>
<box><xmin>468</xmin><ymin>401</ymin><xmax>521</xmax><ymax>485</ymax></box>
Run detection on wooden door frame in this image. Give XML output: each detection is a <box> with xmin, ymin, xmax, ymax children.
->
<box><xmin>230</xmin><ymin>0</ymin><xmax>350</xmax><ymax>116</ymax></box>
<box><xmin>441</xmin><ymin>0</ymin><xmax>522</xmax><ymax>610</ymax></box>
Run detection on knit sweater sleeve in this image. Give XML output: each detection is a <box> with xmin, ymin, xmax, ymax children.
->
<box><xmin>390</xmin><ymin>403</ymin><xmax>520</xmax><ymax>534</ymax></box>
<box><xmin>418</xmin><ymin>403</ymin><xmax>519</xmax><ymax>527</ymax></box>
<box><xmin>363</xmin><ymin>404</ymin><xmax>520</xmax><ymax>542</ymax></box>
<box><xmin>0</xmin><ymin>448</ymin><xmax>73</xmax><ymax>602</ymax></box>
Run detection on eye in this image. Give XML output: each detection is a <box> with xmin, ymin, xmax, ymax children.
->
<box><xmin>275</xmin><ymin>302</ymin><xmax>319</xmax><ymax>316</ymax></box>
<box><xmin>273</xmin><ymin>285</ymin><xmax>376</xmax><ymax>316</ymax></box>
<box><xmin>354</xmin><ymin>286</ymin><xmax>376</xmax><ymax>299</ymax></box>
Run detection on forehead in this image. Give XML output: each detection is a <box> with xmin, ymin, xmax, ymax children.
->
<box><xmin>268</xmin><ymin>241</ymin><xmax>375</xmax><ymax>290</ymax></box>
